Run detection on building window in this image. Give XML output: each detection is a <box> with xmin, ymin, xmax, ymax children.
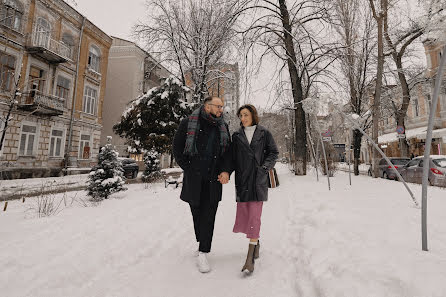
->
<box><xmin>412</xmin><ymin>97</ymin><xmax>420</xmax><ymax>117</ymax></box>
<box><xmin>426</xmin><ymin>94</ymin><xmax>432</xmax><ymax>112</ymax></box>
<box><xmin>88</xmin><ymin>45</ymin><xmax>100</xmax><ymax>72</ymax></box>
<box><xmin>61</xmin><ymin>33</ymin><xmax>74</xmax><ymax>59</ymax></box>
<box><xmin>49</xmin><ymin>128</ymin><xmax>64</xmax><ymax>158</ymax></box>
<box><xmin>79</xmin><ymin>134</ymin><xmax>91</xmax><ymax>159</ymax></box>
<box><xmin>0</xmin><ymin>0</ymin><xmax>23</xmax><ymax>32</ymax></box>
<box><xmin>19</xmin><ymin>123</ymin><xmax>38</xmax><ymax>156</ymax></box>
<box><xmin>27</xmin><ymin>66</ymin><xmax>45</xmax><ymax>104</ymax></box>
<box><xmin>55</xmin><ymin>76</ymin><xmax>70</xmax><ymax>100</ymax></box>
<box><xmin>34</xmin><ymin>17</ymin><xmax>51</xmax><ymax>48</ymax></box>
<box><xmin>0</xmin><ymin>51</ymin><xmax>15</xmax><ymax>91</ymax></box>
<box><xmin>83</xmin><ymin>86</ymin><xmax>97</xmax><ymax>115</ymax></box>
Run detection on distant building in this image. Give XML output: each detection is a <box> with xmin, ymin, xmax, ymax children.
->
<box><xmin>377</xmin><ymin>39</ymin><xmax>446</xmax><ymax>157</ymax></box>
<box><xmin>102</xmin><ymin>37</ymin><xmax>171</xmax><ymax>167</ymax></box>
<box><xmin>0</xmin><ymin>0</ymin><xmax>112</xmax><ymax>179</ymax></box>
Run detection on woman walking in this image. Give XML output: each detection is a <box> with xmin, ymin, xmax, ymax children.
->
<box><xmin>221</xmin><ymin>104</ymin><xmax>278</xmax><ymax>273</ymax></box>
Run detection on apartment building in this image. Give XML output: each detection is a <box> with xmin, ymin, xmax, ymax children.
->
<box><xmin>102</xmin><ymin>37</ymin><xmax>171</xmax><ymax>166</ymax></box>
<box><xmin>0</xmin><ymin>0</ymin><xmax>112</xmax><ymax>179</ymax></box>
<box><xmin>377</xmin><ymin>39</ymin><xmax>446</xmax><ymax>157</ymax></box>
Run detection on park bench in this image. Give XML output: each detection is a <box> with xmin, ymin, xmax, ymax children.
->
<box><xmin>162</xmin><ymin>171</ymin><xmax>183</xmax><ymax>188</ymax></box>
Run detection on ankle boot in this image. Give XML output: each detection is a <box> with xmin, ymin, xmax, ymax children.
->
<box><xmin>241</xmin><ymin>244</ymin><xmax>256</xmax><ymax>273</ymax></box>
<box><xmin>254</xmin><ymin>240</ymin><xmax>260</xmax><ymax>259</ymax></box>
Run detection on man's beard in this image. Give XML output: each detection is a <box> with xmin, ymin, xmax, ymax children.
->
<box><xmin>210</xmin><ymin>111</ymin><xmax>221</xmax><ymax>118</ymax></box>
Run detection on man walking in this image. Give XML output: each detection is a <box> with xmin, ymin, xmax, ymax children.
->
<box><xmin>173</xmin><ymin>96</ymin><xmax>231</xmax><ymax>273</ymax></box>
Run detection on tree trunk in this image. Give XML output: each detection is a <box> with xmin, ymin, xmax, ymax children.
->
<box><xmin>353</xmin><ymin>129</ymin><xmax>362</xmax><ymax>176</ymax></box>
<box><xmin>397</xmin><ymin>116</ymin><xmax>409</xmax><ymax>157</ymax></box>
<box><xmin>372</xmin><ymin>6</ymin><xmax>384</xmax><ymax>178</ymax></box>
<box><xmin>395</xmin><ymin>56</ymin><xmax>411</xmax><ymax>158</ymax></box>
<box><xmin>278</xmin><ymin>0</ymin><xmax>307</xmax><ymax>175</ymax></box>
<box><xmin>0</xmin><ymin>96</ymin><xmax>17</xmax><ymax>155</ymax></box>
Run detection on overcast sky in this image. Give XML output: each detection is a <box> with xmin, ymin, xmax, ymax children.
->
<box><xmin>73</xmin><ymin>0</ymin><xmax>279</xmax><ymax>109</ymax></box>
<box><xmin>72</xmin><ymin>0</ymin><xmax>428</xmax><ymax>111</ymax></box>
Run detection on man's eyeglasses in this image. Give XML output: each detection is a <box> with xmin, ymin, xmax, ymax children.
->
<box><xmin>209</xmin><ymin>104</ymin><xmax>224</xmax><ymax>110</ymax></box>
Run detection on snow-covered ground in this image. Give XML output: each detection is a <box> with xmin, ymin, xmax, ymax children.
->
<box><xmin>1</xmin><ymin>163</ymin><xmax>446</xmax><ymax>297</ymax></box>
<box><xmin>337</xmin><ymin>162</ymin><xmax>370</xmax><ymax>175</ymax></box>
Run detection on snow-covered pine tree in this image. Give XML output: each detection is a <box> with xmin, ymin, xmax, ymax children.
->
<box><xmin>113</xmin><ymin>75</ymin><xmax>194</xmax><ymax>161</ymax></box>
<box><xmin>87</xmin><ymin>136</ymin><xmax>127</xmax><ymax>201</ymax></box>
<box><xmin>142</xmin><ymin>149</ymin><xmax>161</xmax><ymax>182</ymax></box>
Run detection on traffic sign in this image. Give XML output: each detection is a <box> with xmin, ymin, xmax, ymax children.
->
<box><xmin>322</xmin><ymin>130</ymin><xmax>332</xmax><ymax>137</ymax></box>
<box><xmin>397</xmin><ymin>134</ymin><xmax>406</xmax><ymax>139</ymax></box>
<box><xmin>322</xmin><ymin>137</ymin><xmax>332</xmax><ymax>142</ymax></box>
<box><xmin>396</xmin><ymin>126</ymin><xmax>405</xmax><ymax>134</ymax></box>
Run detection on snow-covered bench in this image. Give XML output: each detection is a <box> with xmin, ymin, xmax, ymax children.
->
<box><xmin>162</xmin><ymin>170</ymin><xmax>183</xmax><ymax>188</ymax></box>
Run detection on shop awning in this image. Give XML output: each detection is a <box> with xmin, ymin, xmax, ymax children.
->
<box><xmin>417</xmin><ymin>128</ymin><xmax>446</xmax><ymax>140</ymax></box>
<box><xmin>378</xmin><ymin>127</ymin><xmax>428</xmax><ymax>144</ymax></box>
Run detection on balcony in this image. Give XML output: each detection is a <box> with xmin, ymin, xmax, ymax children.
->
<box><xmin>17</xmin><ymin>90</ymin><xmax>65</xmax><ymax>116</ymax></box>
<box><xmin>26</xmin><ymin>32</ymin><xmax>72</xmax><ymax>64</ymax></box>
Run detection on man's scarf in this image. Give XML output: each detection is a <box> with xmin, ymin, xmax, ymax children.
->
<box><xmin>184</xmin><ymin>105</ymin><xmax>229</xmax><ymax>156</ymax></box>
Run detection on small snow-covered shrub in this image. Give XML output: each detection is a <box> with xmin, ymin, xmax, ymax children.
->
<box><xmin>87</xmin><ymin>137</ymin><xmax>127</xmax><ymax>201</ymax></box>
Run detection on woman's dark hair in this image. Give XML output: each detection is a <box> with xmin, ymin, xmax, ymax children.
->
<box><xmin>237</xmin><ymin>104</ymin><xmax>259</xmax><ymax>126</ymax></box>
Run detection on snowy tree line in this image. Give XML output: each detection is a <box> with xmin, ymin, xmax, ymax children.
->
<box><xmin>126</xmin><ymin>0</ymin><xmax>446</xmax><ymax>177</ymax></box>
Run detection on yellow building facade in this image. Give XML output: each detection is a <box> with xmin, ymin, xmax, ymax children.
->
<box><xmin>0</xmin><ymin>0</ymin><xmax>112</xmax><ymax>179</ymax></box>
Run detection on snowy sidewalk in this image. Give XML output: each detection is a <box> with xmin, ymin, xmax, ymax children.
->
<box><xmin>1</xmin><ymin>164</ymin><xmax>446</xmax><ymax>297</ymax></box>
<box><xmin>0</xmin><ymin>174</ymin><xmax>89</xmax><ymax>201</ymax></box>
<box><xmin>0</xmin><ymin>168</ymin><xmax>182</xmax><ymax>201</ymax></box>
<box><xmin>337</xmin><ymin>162</ymin><xmax>370</xmax><ymax>175</ymax></box>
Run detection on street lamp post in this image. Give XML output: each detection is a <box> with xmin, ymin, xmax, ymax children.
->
<box><xmin>421</xmin><ymin>44</ymin><xmax>446</xmax><ymax>251</ymax></box>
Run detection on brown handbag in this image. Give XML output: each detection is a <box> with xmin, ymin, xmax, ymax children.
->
<box><xmin>267</xmin><ymin>168</ymin><xmax>279</xmax><ymax>188</ymax></box>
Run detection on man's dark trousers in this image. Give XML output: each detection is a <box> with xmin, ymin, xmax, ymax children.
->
<box><xmin>189</xmin><ymin>179</ymin><xmax>219</xmax><ymax>253</ymax></box>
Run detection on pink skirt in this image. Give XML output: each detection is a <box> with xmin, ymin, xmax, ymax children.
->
<box><xmin>233</xmin><ymin>201</ymin><xmax>263</xmax><ymax>238</ymax></box>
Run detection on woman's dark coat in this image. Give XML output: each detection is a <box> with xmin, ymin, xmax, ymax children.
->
<box><xmin>172</xmin><ymin>117</ymin><xmax>231</xmax><ymax>206</ymax></box>
<box><xmin>225</xmin><ymin>125</ymin><xmax>279</xmax><ymax>202</ymax></box>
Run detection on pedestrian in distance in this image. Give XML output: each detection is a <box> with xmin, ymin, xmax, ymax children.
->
<box><xmin>173</xmin><ymin>96</ymin><xmax>231</xmax><ymax>273</ymax></box>
<box><xmin>220</xmin><ymin>104</ymin><xmax>279</xmax><ymax>274</ymax></box>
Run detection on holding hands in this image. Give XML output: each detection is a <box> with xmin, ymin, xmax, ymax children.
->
<box><xmin>218</xmin><ymin>172</ymin><xmax>230</xmax><ymax>184</ymax></box>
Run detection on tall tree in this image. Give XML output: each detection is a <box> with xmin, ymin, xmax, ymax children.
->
<box><xmin>135</xmin><ymin>0</ymin><xmax>242</xmax><ymax>102</ymax></box>
<box><xmin>333</xmin><ymin>0</ymin><xmax>375</xmax><ymax>175</ymax></box>
<box><xmin>238</xmin><ymin>0</ymin><xmax>336</xmax><ymax>175</ymax></box>
<box><xmin>368</xmin><ymin>0</ymin><xmax>386</xmax><ymax>178</ymax></box>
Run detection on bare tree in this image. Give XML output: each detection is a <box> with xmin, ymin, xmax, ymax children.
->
<box><xmin>332</xmin><ymin>0</ymin><xmax>376</xmax><ymax>175</ymax></box>
<box><xmin>0</xmin><ymin>71</ymin><xmax>21</xmax><ymax>158</ymax></box>
<box><xmin>382</xmin><ymin>0</ymin><xmax>446</xmax><ymax>157</ymax></box>
<box><xmin>238</xmin><ymin>0</ymin><xmax>338</xmax><ymax>175</ymax></box>
<box><xmin>135</xmin><ymin>0</ymin><xmax>242</xmax><ymax>102</ymax></box>
<box><xmin>368</xmin><ymin>0</ymin><xmax>387</xmax><ymax>178</ymax></box>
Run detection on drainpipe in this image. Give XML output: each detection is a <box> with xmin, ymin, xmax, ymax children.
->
<box><xmin>64</xmin><ymin>16</ymin><xmax>85</xmax><ymax>175</ymax></box>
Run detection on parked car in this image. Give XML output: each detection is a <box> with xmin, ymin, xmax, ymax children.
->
<box><xmin>118</xmin><ymin>157</ymin><xmax>139</xmax><ymax>179</ymax></box>
<box><xmin>378</xmin><ymin>157</ymin><xmax>410</xmax><ymax>180</ymax></box>
<box><xmin>399</xmin><ymin>156</ymin><xmax>446</xmax><ymax>187</ymax></box>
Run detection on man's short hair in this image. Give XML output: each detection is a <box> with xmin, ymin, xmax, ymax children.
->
<box><xmin>204</xmin><ymin>96</ymin><xmax>222</xmax><ymax>106</ymax></box>
<box><xmin>203</xmin><ymin>96</ymin><xmax>214</xmax><ymax>105</ymax></box>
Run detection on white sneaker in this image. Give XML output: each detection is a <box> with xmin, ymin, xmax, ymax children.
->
<box><xmin>197</xmin><ymin>252</ymin><xmax>211</xmax><ymax>273</ymax></box>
